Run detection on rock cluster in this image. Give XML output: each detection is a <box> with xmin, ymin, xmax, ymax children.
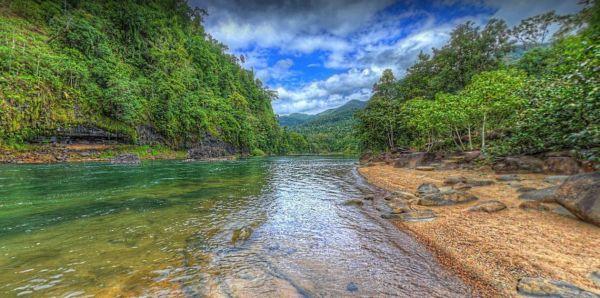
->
<box><xmin>110</xmin><ymin>153</ymin><xmax>141</xmax><ymax>165</ymax></box>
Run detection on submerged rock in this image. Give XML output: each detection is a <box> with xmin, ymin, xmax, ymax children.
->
<box><xmin>363</xmin><ymin>194</ymin><xmax>375</xmax><ymax>201</ymax></box>
<box><xmin>231</xmin><ymin>227</ymin><xmax>253</xmax><ymax>245</ymax></box>
<box><xmin>346</xmin><ymin>282</ymin><xmax>359</xmax><ymax>292</ymax></box>
<box><xmin>468</xmin><ymin>200</ymin><xmax>507</xmax><ymax>213</ymax></box>
<box><xmin>554</xmin><ymin>172</ymin><xmax>600</xmax><ymax>227</ymax></box>
<box><xmin>110</xmin><ymin>153</ymin><xmax>141</xmax><ymax>165</ymax></box>
<box><xmin>517</xmin><ymin>277</ymin><xmax>598</xmax><ymax>298</ymax></box>
<box><xmin>344</xmin><ymin>199</ymin><xmax>364</xmax><ymax>207</ymax></box>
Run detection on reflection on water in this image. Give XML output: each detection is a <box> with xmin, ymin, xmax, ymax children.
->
<box><xmin>0</xmin><ymin>157</ymin><xmax>471</xmax><ymax>297</ymax></box>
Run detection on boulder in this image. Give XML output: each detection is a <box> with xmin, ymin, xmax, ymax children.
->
<box><xmin>519</xmin><ymin>201</ymin><xmax>552</xmax><ymax>211</ymax></box>
<box><xmin>517</xmin><ymin>277</ymin><xmax>599</xmax><ymax>298</ymax></box>
<box><xmin>418</xmin><ymin>190</ymin><xmax>478</xmax><ymax>206</ymax></box>
<box><xmin>463</xmin><ymin>151</ymin><xmax>481</xmax><ymax>162</ymax></box>
<box><xmin>554</xmin><ymin>172</ymin><xmax>600</xmax><ymax>226</ymax></box>
<box><xmin>468</xmin><ymin>200</ymin><xmax>507</xmax><ymax>213</ymax></box>
<box><xmin>496</xmin><ymin>174</ymin><xmax>521</xmax><ymax>182</ymax></box>
<box><xmin>389</xmin><ymin>191</ymin><xmax>419</xmax><ymax>201</ymax></box>
<box><xmin>444</xmin><ymin>176</ymin><xmax>467</xmax><ymax>185</ymax></box>
<box><xmin>394</xmin><ymin>152</ymin><xmax>437</xmax><ymax>168</ymax></box>
<box><xmin>552</xmin><ymin>206</ymin><xmax>578</xmax><ymax>219</ymax></box>
<box><xmin>544</xmin><ymin>175</ymin><xmax>570</xmax><ymax>185</ymax></box>
<box><xmin>544</xmin><ymin>157</ymin><xmax>582</xmax><ymax>175</ymax></box>
<box><xmin>417</xmin><ymin>183</ymin><xmax>440</xmax><ymax>196</ymax></box>
<box><xmin>452</xmin><ymin>182</ymin><xmax>472</xmax><ymax>191</ymax></box>
<box><xmin>517</xmin><ymin>186</ymin><xmax>537</xmax><ymax>193</ymax></box>
<box><xmin>110</xmin><ymin>153</ymin><xmax>141</xmax><ymax>165</ymax></box>
<box><xmin>493</xmin><ymin>156</ymin><xmax>545</xmax><ymax>173</ymax></box>
<box><xmin>518</xmin><ymin>187</ymin><xmax>558</xmax><ymax>202</ymax></box>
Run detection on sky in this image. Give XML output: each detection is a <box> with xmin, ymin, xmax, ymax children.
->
<box><xmin>190</xmin><ymin>0</ymin><xmax>582</xmax><ymax>115</ymax></box>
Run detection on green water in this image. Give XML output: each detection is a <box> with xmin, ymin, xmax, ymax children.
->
<box><xmin>0</xmin><ymin>157</ymin><xmax>471</xmax><ymax>297</ymax></box>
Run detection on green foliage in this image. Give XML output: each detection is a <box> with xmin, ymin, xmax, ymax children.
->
<box><xmin>357</xmin><ymin>2</ymin><xmax>599</xmax><ymax>161</ymax></box>
<box><xmin>0</xmin><ymin>0</ymin><xmax>286</xmax><ymax>154</ymax></box>
<box><xmin>280</xmin><ymin>100</ymin><xmax>367</xmax><ymax>154</ymax></box>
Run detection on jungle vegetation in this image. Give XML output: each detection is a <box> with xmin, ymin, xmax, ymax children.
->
<box><xmin>357</xmin><ymin>1</ymin><xmax>599</xmax><ymax>161</ymax></box>
<box><xmin>0</xmin><ymin>0</ymin><xmax>302</xmax><ymax>155</ymax></box>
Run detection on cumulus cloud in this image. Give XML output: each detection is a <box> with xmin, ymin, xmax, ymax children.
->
<box><xmin>192</xmin><ymin>0</ymin><xmax>584</xmax><ymax>115</ymax></box>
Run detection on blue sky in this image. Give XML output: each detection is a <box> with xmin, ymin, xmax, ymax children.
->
<box><xmin>190</xmin><ymin>0</ymin><xmax>582</xmax><ymax>115</ymax></box>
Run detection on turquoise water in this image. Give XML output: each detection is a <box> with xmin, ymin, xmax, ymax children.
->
<box><xmin>0</xmin><ymin>157</ymin><xmax>471</xmax><ymax>297</ymax></box>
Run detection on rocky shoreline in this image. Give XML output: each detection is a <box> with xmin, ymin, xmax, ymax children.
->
<box><xmin>357</xmin><ymin>155</ymin><xmax>600</xmax><ymax>297</ymax></box>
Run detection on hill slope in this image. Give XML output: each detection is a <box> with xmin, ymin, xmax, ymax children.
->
<box><xmin>279</xmin><ymin>100</ymin><xmax>367</xmax><ymax>153</ymax></box>
<box><xmin>0</xmin><ymin>0</ymin><xmax>283</xmax><ymax>154</ymax></box>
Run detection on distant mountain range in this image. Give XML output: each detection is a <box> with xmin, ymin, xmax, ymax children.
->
<box><xmin>278</xmin><ymin>100</ymin><xmax>367</xmax><ymax>153</ymax></box>
<box><xmin>279</xmin><ymin>99</ymin><xmax>367</xmax><ymax>128</ymax></box>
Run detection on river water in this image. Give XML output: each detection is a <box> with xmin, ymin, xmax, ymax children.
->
<box><xmin>0</xmin><ymin>156</ymin><xmax>471</xmax><ymax>297</ymax></box>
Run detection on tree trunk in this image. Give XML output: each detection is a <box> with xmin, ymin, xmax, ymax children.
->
<box><xmin>467</xmin><ymin>125</ymin><xmax>473</xmax><ymax>150</ymax></box>
<box><xmin>454</xmin><ymin>126</ymin><xmax>465</xmax><ymax>151</ymax></box>
<box><xmin>481</xmin><ymin>113</ymin><xmax>487</xmax><ymax>154</ymax></box>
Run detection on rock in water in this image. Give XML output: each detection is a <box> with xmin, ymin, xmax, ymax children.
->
<box><xmin>468</xmin><ymin>200</ymin><xmax>507</xmax><ymax>213</ymax></box>
<box><xmin>343</xmin><ymin>199</ymin><xmax>364</xmax><ymax>207</ymax></box>
<box><xmin>418</xmin><ymin>190</ymin><xmax>478</xmax><ymax>206</ymax></box>
<box><xmin>111</xmin><ymin>154</ymin><xmax>141</xmax><ymax>165</ymax></box>
<box><xmin>346</xmin><ymin>282</ymin><xmax>358</xmax><ymax>292</ymax></box>
<box><xmin>417</xmin><ymin>183</ymin><xmax>440</xmax><ymax>196</ymax></box>
<box><xmin>231</xmin><ymin>227</ymin><xmax>253</xmax><ymax>245</ymax></box>
<box><xmin>554</xmin><ymin>172</ymin><xmax>600</xmax><ymax>227</ymax></box>
<box><xmin>517</xmin><ymin>277</ymin><xmax>599</xmax><ymax>298</ymax></box>
<box><xmin>519</xmin><ymin>187</ymin><xmax>558</xmax><ymax>202</ymax></box>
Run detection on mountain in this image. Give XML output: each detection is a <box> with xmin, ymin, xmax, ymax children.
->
<box><xmin>279</xmin><ymin>100</ymin><xmax>367</xmax><ymax>128</ymax></box>
<box><xmin>279</xmin><ymin>100</ymin><xmax>367</xmax><ymax>153</ymax></box>
<box><xmin>0</xmin><ymin>0</ymin><xmax>284</xmax><ymax>155</ymax></box>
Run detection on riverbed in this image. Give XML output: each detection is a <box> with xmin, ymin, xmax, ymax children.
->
<box><xmin>0</xmin><ymin>156</ymin><xmax>471</xmax><ymax>297</ymax></box>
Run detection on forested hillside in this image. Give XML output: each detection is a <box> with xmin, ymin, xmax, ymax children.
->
<box><xmin>279</xmin><ymin>100</ymin><xmax>366</xmax><ymax>154</ymax></box>
<box><xmin>0</xmin><ymin>0</ymin><xmax>290</xmax><ymax>155</ymax></box>
<box><xmin>358</xmin><ymin>2</ymin><xmax>599</xmax><ymax>162</ymax></box>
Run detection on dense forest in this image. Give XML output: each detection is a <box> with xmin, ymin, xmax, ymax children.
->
<box><xmin>0</xmin><ymin>0</ymin><xmax>303</xmax><ymax>155</ymax></box>
<box><xmin>279</xmin><ymin>100</ymin><xmax>366</xmax><ymax>154</ymax></box>
<box><xmin>357</xmin><ymin>1</ymin><xmax>599</xmax><ymax>162</ymax></box>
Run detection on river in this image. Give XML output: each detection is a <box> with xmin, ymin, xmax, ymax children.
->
<box><xmin>0</xmin><ymin>156</ymin><xmax>471</xmax><ymax>297</ymax></box>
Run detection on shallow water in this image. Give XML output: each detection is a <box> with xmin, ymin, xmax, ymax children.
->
<box><xmin>0</xmin><ymin>156</ymin><xmax>471</xmax><ymax>297</ymax></box>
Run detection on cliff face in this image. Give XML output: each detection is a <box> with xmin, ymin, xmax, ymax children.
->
<box><xmin>0</xmin><ymin>0</ymin><xmax>283</xmax><ymax>154</ymax></box>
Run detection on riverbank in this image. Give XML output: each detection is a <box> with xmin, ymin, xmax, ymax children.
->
<box><xmin>359</xmin><ymin>163</ymin><xmax>600</xmax><ymax>297</ymax></box>
<box><xmin>0</xmin><ymin>144</ymin><xmax>188</xmax><ymax>164</ymax></box>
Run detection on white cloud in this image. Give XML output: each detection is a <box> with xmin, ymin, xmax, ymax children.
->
<box><xmin>194</xmin><ymin>0</ymin><xmax>584</xmax><ymax>114</ymax></box>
